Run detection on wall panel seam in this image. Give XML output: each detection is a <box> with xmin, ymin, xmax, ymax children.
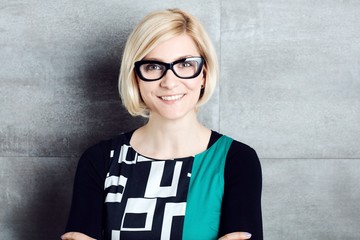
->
<box><xmin>218</xmin><ymin>0</ymin><xmax>223</xmax><ymax>131</ymax></box>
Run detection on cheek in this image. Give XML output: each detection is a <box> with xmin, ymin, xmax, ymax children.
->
<box><xmin>184</xmin><ymin>83</ymin><xmax>201</xmax><ymax>94</ymax></box>
<box><xmin>185</xmin><ymin>78</ymin><xmax>204</xmax><ymax>100</ymax></box>
<box><xmin>138</xmin><ymin>82</ymin><xmax>156</xmax><ymax>104</ymax></box>
<box><xmin>138</xmin><ymin>85</ymin><xmax>148</xmax><ymax>101</ymax></box>
<box><xmin>136</xmin><ymin>81</ymin><xmax>147</xmax><ymax>103</ymax></box>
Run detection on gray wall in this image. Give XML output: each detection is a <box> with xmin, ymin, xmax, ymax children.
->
<box><xmin>1</xmin><ymin>1</ymin><xmax>359</xmax><ymax>239</ymax></box>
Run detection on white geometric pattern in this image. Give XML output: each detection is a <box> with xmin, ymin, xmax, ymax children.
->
<box><xmin>121</xmin><ymin>198</ymin><xmax>157</xmax><ymax>231</ymax></box>
<box><xmin>144</xmin><ymin>161</ymin><xmax>183</xmax><ymax>198</ymax></box>
<box><xmin>104</xmin><ymin>175</ymin><xmax>128</xmax><ymax>203</ymax></box>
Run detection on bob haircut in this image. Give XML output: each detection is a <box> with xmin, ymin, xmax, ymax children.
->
<box><xmin>119</xmin><ymin>8</ymin><xmax>219</xmax><ymax>117</ymax></box>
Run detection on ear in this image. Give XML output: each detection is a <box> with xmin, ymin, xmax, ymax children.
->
<box><xmin>201</xmin><ymin>67</ymin><xmax>207</xmax><ymax>88</ymax></box>
<box><xmin>201</xmin><ymin>79</ymin><xmax>205</xmax><ymax>88</ymax></box>
<box><xmin>199</xmin><ymin>69</ymin><xmax>206</xmax><ymax>99</ymax></box>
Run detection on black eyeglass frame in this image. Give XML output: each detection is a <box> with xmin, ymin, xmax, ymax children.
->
<box><xmin>134</xmin><ymin>56</ymin><xmax>204</xmax><ymax>81</ymax></box>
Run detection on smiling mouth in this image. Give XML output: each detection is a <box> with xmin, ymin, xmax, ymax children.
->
<box><xmin>160</xmin><ymin>94</ymin><xmax>184</xmax><ymax>101</ymax></box>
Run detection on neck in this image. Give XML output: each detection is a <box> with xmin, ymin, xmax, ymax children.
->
<box><xmin>146</xmin><ymin>111</ymin><xmax>201</xmax><ymax>135</ymax></box>
<box><xmin>132</xmin><ymin>111</ymin><xmax>211</xmax><ymax>159</ymax></box>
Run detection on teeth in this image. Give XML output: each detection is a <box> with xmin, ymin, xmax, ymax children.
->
<box><xmin>161</xmin><ymin>94</ymin><xmax>183</xmax><ymax>101</ymax></box>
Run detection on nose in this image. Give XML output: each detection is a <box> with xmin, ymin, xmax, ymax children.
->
<box><xmin>160</xmin><ymin>69</ymin><xmax>179</xmax><ymax>89</ymax></box>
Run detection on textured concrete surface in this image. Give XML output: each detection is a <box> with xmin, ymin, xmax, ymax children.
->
<box><xmin>220</xmin><ymin>1</ymin><xmax>360</xmax><ymax>159</ymax></box>
<box><xmin>0</xmin><ymin>157</ymin><xmax>77</xmax><ymax>239</ymax></box>
<box><xmin>1</xmin><ymin>0</ymin><xmax>359</xmax><ymax>239</ymax></box>
<box><xmin>261</xmin><ymin>158</ymin><xmax>360</xmax><ymax>239</ymax></box>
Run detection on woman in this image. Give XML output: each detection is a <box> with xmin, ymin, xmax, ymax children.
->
<box><xmin>62</xmin><ymin>8</ymin><xmax>263</xmax><ymax>240</ymax></box>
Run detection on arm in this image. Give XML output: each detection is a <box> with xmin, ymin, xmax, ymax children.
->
<box><xmin>218</xmin><ymin>231</ymin><xmax>252</xmax><ymax>240</ymax></box>
<box><xmin>219</xmin><ymin>142</ymin><xmax>263</xmax><ymax>240</ymax></box>
<box><xmin>64</xmin><ymin>141</ymin><xmax>109</xmax><ymax>239</ymax></box>
<box><xmin>61</xmin><ymin>232</ymin><xmax>95</xmax><ymax>240</ymax></box>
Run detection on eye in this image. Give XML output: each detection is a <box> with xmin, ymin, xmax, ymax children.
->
<box><xmin>179</xmin><ymin>61</ymin><xmax>194</xmax><ymax>68</ymax></box>
<box><xmin>144</xmin><ymin>63</ymin><xmax>163</xmax><ymax>71</ymax></box>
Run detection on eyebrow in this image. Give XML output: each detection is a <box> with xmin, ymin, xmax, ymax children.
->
<box><xmin>142</xmin><ymin>55</ymin><xmax>196</xmax><ymax>62</ymax></box>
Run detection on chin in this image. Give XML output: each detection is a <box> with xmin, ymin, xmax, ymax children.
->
<box><xmin>153</xmin><ymin>109</ymin><xmax>195</xmax><ymax>121</ymax></box>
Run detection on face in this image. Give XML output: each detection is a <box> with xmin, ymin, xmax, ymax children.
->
<box><xmin>137</xmin><ymin>34</ymin><xmax>205</xmax><ymax>120</ymax></box>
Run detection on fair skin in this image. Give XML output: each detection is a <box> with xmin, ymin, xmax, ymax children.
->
<box><xmin>62</xmin><ymin>34</ymin><xmax>251</xmax><ymax>240</ymax></box>
<box><xmin>131</xmin><ymin>34</ymin><xmax>210</xmax><ymax>160</ymax></box>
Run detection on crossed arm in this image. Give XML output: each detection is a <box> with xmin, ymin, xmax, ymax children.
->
<box><xmin>61</xmin><ymin>231</ymin><xmax>252</xmax><ymax>240</ymax></box>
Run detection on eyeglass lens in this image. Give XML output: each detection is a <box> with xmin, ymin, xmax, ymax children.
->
<box><xmin>135</xmin><ymin>57</ymin><xmax>203</xmax><ymax>81</ymax></box>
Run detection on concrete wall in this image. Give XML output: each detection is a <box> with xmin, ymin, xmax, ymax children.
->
<box><xmin>1</xmin><ymin>1</ymin><xmax>359</xmax><ymax>239</ymax></box>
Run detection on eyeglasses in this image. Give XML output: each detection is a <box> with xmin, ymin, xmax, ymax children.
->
<box><xmin>134</xmin><ymin>57</ymin><xmax>204</xmax><ymax>81</ymax></box>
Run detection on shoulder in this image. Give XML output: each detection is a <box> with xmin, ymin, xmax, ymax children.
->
<box><xmin>211</xmin><ymin>131</ymin><xmax>259</xmax><ymax>159</ymax></box>
<box><xmin>77</xmin><ymin>132</ymin><xmax>132</xmax><ymax>171</ymax></box>
<box><xmin>228</xmin><ymin>138</ymin><xmax>259</xmax><ymax>161</ymax></box>
<box><xmin>214</xmin><ymin>133</ymin><xmax>262</xmax><ymax>183</ymax></box>
<box><xmin>81</xmin><ymin>131</ymin><xmax>133</xmax><ymax>157</ymax></box>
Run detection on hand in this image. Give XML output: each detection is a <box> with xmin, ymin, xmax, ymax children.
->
<box><xmin>218</xmin><ymin>232</ymin><xmax>252</xmax><ymax>240</ymax></box>
<box><xmin>61</xmin><ymin>232</ymin><xmax>96</xmax><ymax>240</ymax></box>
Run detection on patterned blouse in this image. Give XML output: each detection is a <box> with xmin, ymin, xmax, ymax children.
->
<box><xmin>65</xmin><ymin>130</ymin><xmax>263</xmax><ymax>240</ymax></box>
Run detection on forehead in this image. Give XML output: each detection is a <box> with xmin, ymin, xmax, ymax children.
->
<box><xmin>144</xmin><ymin>34</ymin><xmax>200</xmax><ymax>62</ymax></box>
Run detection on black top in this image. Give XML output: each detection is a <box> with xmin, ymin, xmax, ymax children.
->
<box><xmin>65</xmin><ymin>130</ymin><xmax>263</xmax><ymax>239</ymax></box>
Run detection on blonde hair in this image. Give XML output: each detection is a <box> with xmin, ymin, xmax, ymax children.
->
<box><xmin>119</xmin><ymin>8</ymin><xmax>219</xmax><ymax>117</ymax></box>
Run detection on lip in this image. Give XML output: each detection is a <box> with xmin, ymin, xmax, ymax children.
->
<box><xmin>158</xmin><ymin>94</ymin><xmax>185</xmax><ymax>102</ymax></box>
